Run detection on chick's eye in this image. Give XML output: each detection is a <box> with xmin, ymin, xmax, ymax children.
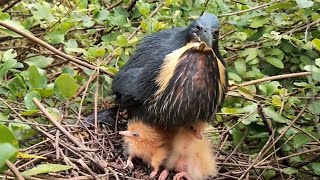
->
<box><xmin>132</xmin><ymin>132</ymin><xmax>139</xmax><ymax>137</ymax></box>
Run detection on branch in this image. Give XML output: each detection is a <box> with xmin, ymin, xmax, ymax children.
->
<box><xmin>219</xmin><ymin>0</ymin><xmax>282</xmax><ymax>17</ymax></box>
<box><xmin>229</xmin><ymin>71</ymin><xmax>311</xmax><ymax>91</ymax></box>
<box><xmin>0</xmin><ymin>21</ymin><xmax>113</xmax><ymax>77</ymax></box>
<box><xmin>33</xmin><ymin>98</ymin><xmax>86</xmax><ymax>149</ymax></box>
<box><xmin>5</xmin><ymin>160</ymin><xmax>25</xmax><ymax>180</ymax></box>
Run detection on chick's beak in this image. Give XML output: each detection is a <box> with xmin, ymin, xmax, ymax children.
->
<box><xmin>119</xmin><ymin>131</ymin><xmax>133</xmax><ymax>137</ymax></box>
<box><xmin>193</xmin><ymin>131</ymin><xmax>203</xmax><ymax>140</ymax></box>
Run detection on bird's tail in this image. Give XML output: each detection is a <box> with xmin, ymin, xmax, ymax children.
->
<box><xmin>84</xmin><ymin>107</ymin><xmax>118</xmax><ymax>127</ymax></box>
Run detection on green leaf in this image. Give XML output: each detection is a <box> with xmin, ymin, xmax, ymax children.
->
<box><xmin>308</xmin><ymin>101</ymin><xmax>320</xmax><ymax>114</ymax></box>
<box><xmin>47</xmin><ymin>107</ymin><xmax>61</xmax><ymax>121</ymax></box>
<box><xmin>27</xmin><ymin>65</ymin><xmax>47</xmax><ymax>89</ymax></box>
<box><xmin>315</xmin><ymin>58</ymin><xmax>320</xmax><ymax>67</ymax></box>
<box><xmin>263</xmin><ymin>170</ymin><xmax>276</xmax><ymax>180</ymax></box>
<box><xmin>293</xmin><ymin>133</ymin><xmax>312</xmax><ymax>149</ymax></box>
<box><xmin>259</xmin><ymin>81</ymin><xmax>281</xmax><ymax>96</ymax></box>
<box><xmin>87</xmin><ymin>47</ymin><xmax>106</xmax><ymax>58</ymax></box>
<box><xmin>54</xmin><ymin>74</ymin><xmax>78</xmax><ymax>99</ymax></box>
<box><xmin>295</xmin><ymin>0</ymin><xmax>314</xmax><ymax>8</ymax></box>
<box><xmin>235</xmin><ymin>60</ymin><xmax>246</xmax><ymax>76</ymax></box>
<box><xmin>272</xmin><ymin>95</ymin><xmax>282</xmax><ymax>106</ymax></box>
<box><xmin>21</xmin><ymin>164</ymin><xmax>72</xmax><ymax>176</ymax></box>
<box><xmin>228</xmin><ymin>72</ymin><xmax>241</xmax><ymax>82</ymax></box>
<box><xmin>25</xmin><ymin>55</ymin><xmax>54</xmax><ymax>68</ymax></box>
<box><xmin>0</xmin><ymin>124</ymin><xmax>19</xmax><ymax>172</ymax></box>
<box><xmin>115</xmin><ymin>35</ymin><xmax>128</xmax><ymax>47</ymax></box>
<box><xmin>31</xmin><ymin>3</ymin><xmax>55</xmax><ymax>22</ymax></box>
<box><xmin>264</xmin><ymin>107</ymin><xmax>287</xmax><ymax>123</ymax></box>
<box><xmin>44</xmin><ymin>30</ymin><xmax>65</xmax><ymax>45</ymax></box>
<box><xmin>311</xmin><ymin>162</ymin><xmax>320</xmax><ymax>175</ymax></box>
<box><xmin>240</xmin><ymin>48</ymin><xmax>258</xmax><ymax>61</ymax></box>
<box><xmin>283</xmin><ymin>167</ymin><xmax>298</xmax><ymax>175</ymax></box>
<box><xmin>265</xmin><ymin>56</ymin><xmax>284</xmax><ymax>69</ymax></box>
<box><xmin>0</xmin><ymin>143</ymin><xmax>17</xmax><ymax>173</ymax></box>
<box><xmin>312</xmin><ymin>39</ymin><xmax>320</xmax><ymax>51</ymax></box>
<box><xmin>232</xmin><ymin>128</ymin><xmax>244</xmax><ymax>147</ymax></box>
<box><xmin>0</xmin><ymin>59</ymin><xmax>17</xmax><ymax>80</ymax></box>
<box><xmin>250</xmin><ymin>16</ymin><xmax>269</xmax><ymax>28</ymax></box>
<box><xmin>24</xmin><ymin>90</ymin><xmax>41</xmax><ymax>110</ymax></box>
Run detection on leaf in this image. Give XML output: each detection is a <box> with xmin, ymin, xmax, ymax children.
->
<box><xmin>0</xmin><ymin>124</ymin><xmax>19</xmax><ymax>172</ymax></box>
<box><xmin>47</xmin><ymin>107</ymin><xmax>61</xmax><ymax>121</ymax></box>
<box><xmin>44</xmin><ymin>30</ymin><xmax>65</xmax><ymax>45</ymax></box>
<box><xmin>259</xmin><ymin>81</ymin><xmax>281</xmax><ymax>96</ymax></box>
<box><xmin>27</xmin><ymin>65</ymin><xmax>47</xmax><ymax>89</ymax></box>
<box><xmin>272</xmin><ymin>95</ymin><xmax>282</xmax><ymax>106</ymax></box>
<box><xmin>0</xmin><ymin>143</ymin><xmax>17</xmax><ymax>173</ymax></box>
<box><xmin>31</xmin><ymin>3</ymin><xmax>55</xmax><ymax>22</ymax></box>
<box><xmin>264</xmin><ymin>107</ymin><xmax>287</xmax><ymax>123</ymax></box>
<box><xmin>308</xmin><ymin>101</ymin><xmax>320</xmax><ymax>114</ymax></box>
<box><xmin>18</xmin><ymin>152</ymin><xmax>46</xmax><ymax>159</ymax></box>
<box><xmin>311</xmin><ymin>162</ymin><xmax>320</xmax><ymax>175</ymax></box>
<box><xmin>232</xmin><ymin>128</ymin><xmax>244</xmax><ymax>147</ymax></box>
<box><xmin>238</xmin><ymin>87</ymin><xmax>254</xmax><ymax>99</ymax></box>
<box><xmin>24</xmin><ymin>90</ymin><xmax>41</xmax><ymax>110</ymax></box>
<box><xmin>263</xmin><ymin>170</ymin><xmax>276</xmax><ymax>180</ymax></box>
<box><xmin>115</xmin><ymin>35</ymin><xmax>128</xmax><ymax>47</ymax></box>
<box><xmin>54</xmin><ymin>74</ymin><xmax>78</xmax><ymax>99</ymax></box>
<box><xmin>316</xmin><ymin>58</ymin><xmax>320</xmax><ymax>67</ymax></box>
<box><xmin>250</xmin><ymin>16</ymin><xmax>269</xmax><ymax>28</ymax></box>
<box><xmin>228</xmin><ymin>72</ymin><xmax>242</xmax><ymax>82</ymax></box>
<box><xmin>265</xmin><ymin>56</ymin><xmax>284</xmax><ymax>69</ymax></box>
<box><xmin>283</xmin><ymin>167</ymin><xmax>298</xmax><ymax>175</ymax></box>
<box><xmin>235</xmin><ymin>60</ymin><xmax>246</xmax><ymax>76</ymax></box>
<box><xmin>21</xmin><ymin>164</ymin><xmax>72</xmax><ymax>176</ymax></box>
<box><xmin>0</xmin><ymin>59</ymin><xmax>17</xmax><ymax>80</ymax></box>
<box><xmin>312</xmin><ymin>39</ymin><xmax>320</xmax><ymax>51</ymax></box>
<box><xmin>25</xmin><ymin>55</ymin><xmax>54</xmax><ymax>68</ymax></box>
<box><xmin>293</xmin><ymin>133</ymin><xmax>312</xmax><ymax>149</ymax></box>
<box><xmin>295</xmin><ymin>0</ymin><xmax>314</xmax><ymax>8</ymax></box>
<box><xmin>87</xmin><ymin>47</ymin><xmax>105</xmax><ymax>58</ymax></box>
<box><xmin>240</xmin><ymin>48</ymin><xmax>258</xmax><ymax>61</ymax></box>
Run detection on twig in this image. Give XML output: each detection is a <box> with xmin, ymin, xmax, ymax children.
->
<box><xmin>33</xmin><ymin>98</ymin><xmax>86</xmax><ymax>149</ymax></box>
<box><xmin>229</xmin><ymin>72</ymin><xmax>311</xmax><ymax>91</ymax></box>
<box><xmin>107</xmin><ymin>0</ymin><xmax>123</xmax><ymax>10</ymax></box>
<box><xmin>219</xmin><ymin>0</ymin><xmax>282</xmax><ymax>17</ymax></box>
<box><xmin>127</xmin><ymin>0</ymin><xmax>137</xmax><ymax>11</ymax></box>
<box><xmin>0</xmin><ymin>21</ymin><xmax>112</xmax><ymax>77</ymax></box>
<box><xmin>2</xmin><ymin>0</ymin><xmax>22</xmax><ymax>12</ymax></box>
<box><xmin>5</xmin><ymin>160</ymin><xmax>25</xmax><ymax>180</ymax></box>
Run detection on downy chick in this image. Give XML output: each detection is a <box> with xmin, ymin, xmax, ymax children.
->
<box><xmin>158</xmin><ymin>122</ymin><xmax>218</xmax><ymax>180</ymax></box>
<box><xmin>119</xmin><ymin>120</ymin><xmax>170</xmax><ymax>178</ymax></box>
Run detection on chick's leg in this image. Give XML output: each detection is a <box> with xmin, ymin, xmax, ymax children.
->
<box><xmin>173</xmin><ymin>172</ymin><xmax>193</xmax><ymax>180</ymax></box>
<box><xmin>150</xmin><ymin>148</ymin><xmax>167</xmax><ymax>178</ymax></box>
<box><xmin>158</xmin><ymin>169</ymin><xmax>169</xmax><ymax>180</ymax></box>
<box><xmin>124</xmin><ymin>155</ymin><xmax>134</xmax><ymax>169</ymax></box>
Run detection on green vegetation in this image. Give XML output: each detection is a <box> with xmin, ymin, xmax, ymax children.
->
<box><xmin>0</xmin><ymin>0</ymin><xmax>320</xmax><ymax>179</ymax></box>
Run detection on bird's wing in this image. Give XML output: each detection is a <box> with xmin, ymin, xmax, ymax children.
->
<box><xmin>112</xmin><ymin>28</ymin><xmax>188</xmax><ymax>106</ymax></box>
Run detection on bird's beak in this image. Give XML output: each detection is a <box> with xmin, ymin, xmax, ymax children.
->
<box><xmin>119</xmin><ymin>131</ymin><xmax>133</xmax><ymax>137</ymax></box>
<box><xmin>192</xmin><ymin>131</ymin><xmax>203</xmax><ymax>140</ymax></box>
<box><xmin>198</xmin><ymin>26</ymin><xmax>213</xmax><ymax>48</ymax></box>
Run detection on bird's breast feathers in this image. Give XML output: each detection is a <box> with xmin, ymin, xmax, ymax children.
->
<box><xmin>147</xmin><ymin>42</ymin><xmax>227</xmax><ymax>126</ymax></box>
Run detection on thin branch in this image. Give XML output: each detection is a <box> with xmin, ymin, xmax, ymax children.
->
<box><xmin>0</xmin><ymin>21</ymin><xmax>112</xmax><ymax>77</ymax></box>
<box><xmin>229</xmin><ymin>72</ymin><xmax>311</xmax><ymax>91</ymax></box>
<box><xmin>5</xmin><ymin>160</ymin><xmax>25</xmax><ymax>180</ymax></box>
<box><xmin>2</xmin><ymin>0</ymin><xmax>22</xmax><ymax>12</ymax></box>
<box><xmin>219</xmin><ymin>0</ymin><xmax>282</xmax><ymax>17</ymax></box>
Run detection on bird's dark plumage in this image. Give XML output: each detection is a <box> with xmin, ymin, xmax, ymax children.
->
<box><xmin>87</xmin><ymin>13</ymin><xmax>228</xmax><ymax>128</ymax></box>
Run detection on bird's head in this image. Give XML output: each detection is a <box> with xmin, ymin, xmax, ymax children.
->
<box><xmin>119</xmin><ymin>121</ymin><xmax>163</xmax><ymax>143</ymax></box>
<box><xmin>188</xmin><ymin>121</ymin><xmax>208</xmax><ymax>140</ymax></box>
<box><xmin>187</xmin><ymin>13</ymin><xmax>220</xmax><ymax>48</ymax></box>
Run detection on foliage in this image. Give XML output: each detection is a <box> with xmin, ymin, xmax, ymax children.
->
<box><xmin>0</xmin><ymin>0</ymin><xmax>320</xmax><ymax>178</ymax></box>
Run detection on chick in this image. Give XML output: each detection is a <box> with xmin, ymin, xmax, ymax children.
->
<box><xmin>158</xmin><ymin>122</ymin><xmax>218</xmax><ymax>180</ymax></box>
<box><xmin>119</xmin><ymin>119</ymin><xmax>170</xmax><ymax>178</ymax></box>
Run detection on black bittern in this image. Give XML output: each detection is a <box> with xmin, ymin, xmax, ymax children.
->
<box><xmin>86</xmin><ymin>12</ymin><xmax>228</xmax><ymax>129</ymax></box>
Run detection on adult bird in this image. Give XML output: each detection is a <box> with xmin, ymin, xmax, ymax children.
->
<box><xmin>86</xmin><ymin>12</ymin><xmax>228</xmax><ymax>129</ymax></box>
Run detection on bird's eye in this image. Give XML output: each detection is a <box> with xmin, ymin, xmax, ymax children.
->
<box><xmin>212</xmin><ymin>30</ymin><xmax>219</xmax><ymax>36</ymax></box>
<box><xmin>132</xmin><ymin>132</ymin><xmax>139</xmax><ymax>137</ymax></box>
<box><xmin>195</xmin><ymin>25</ymin><xmax>201</xmax><ymax>32</ymax></box>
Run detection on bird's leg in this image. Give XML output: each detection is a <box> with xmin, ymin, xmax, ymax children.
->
<box><xmin>158</xmin><ymin>169</ymin><xmax>169</xmax><ymax>180</ymax></box>
<box><xmin>149</xmin><ymin>166</ymin><xmax>159</xmax><ymax>178</ymax></box>
<box><xmin>123</xmin><ymin>155</ymin><xmax>134</xmax><ymax>169</ymax></box>
<box><xmin>173</xmin><ymin>172</ymin><xmax>193</xmax><ymax>180</ymax></box>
